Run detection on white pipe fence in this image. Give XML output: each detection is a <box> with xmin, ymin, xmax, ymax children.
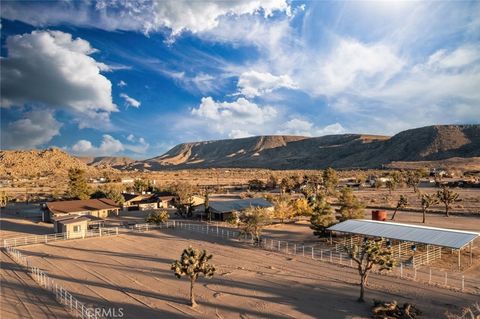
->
<box><xmin>2</xmin><ymin>227</ymin><xmax>119</xmax><ymax>248</ymax></box>
<box><xmin>4</xmin><ymin>244</ymin><xmax>99</xmax><ymax>319</ymax></box>
<box><xmin>2</xmin><ymin>217</ymin><xmax>478</xmax><ymax>319</ymax></box>
<box><xmin>172</xmin><ymin>221</ymin><xmax>479</xmax><ymax>295</ymax></box>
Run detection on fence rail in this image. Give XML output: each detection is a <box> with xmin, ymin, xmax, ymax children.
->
<box><xmin>173</xmin><ymin>221</ymin><xmax>480</xmax><ymax>295</ymax></box>
<box><xmin>4</xmin><ymin>244</ymin><xmax>99</xmax><ymax>319</ymax></box>
<box><xmin>2</xmin><ymin>218</ymin><xmax>478</xmax><ymax>319</ymax></box>
<box><xmin>2</xmin><ymin>227</ymin><xmax>119</xmax><ymax>248</ymax></box>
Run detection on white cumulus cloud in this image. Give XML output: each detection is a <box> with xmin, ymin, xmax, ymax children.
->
<box><xmin>277</xmin><ymin>119</ymin><xmax>347</xmax><ymax>137</ymax></box>
<box><xmin>0</xmin><ymin>30</ymin><xmax>117</xmax><ymax>129</ymax></box>
<box><xmin>1</xmin><ymin>1</ymin><xmax>291</xmax><ymax>39</ymax></box>
<box><xmin>1</xmin><ymin>110</ymin><xmax>62</xmax><ymax>148</ymax></box>
<box><xmin>191</xmin><ymin>97</ymin><xmax>277</xmax><ymax>124</ymax></box>
<box><xmin>237</xmin><ymin>70</ymin><xmax>297</xmax><ymax>97</ymax></box>
<box><xmin>71</xmin><ymin>134</ymin><xmax>149</xmax><ymax>156</ymax></box>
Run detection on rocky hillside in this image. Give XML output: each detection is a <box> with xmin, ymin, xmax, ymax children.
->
<box><xmin>127</xmin><ymin>124</ymin><xmax>480</xmax><ymax>170</ymax></box>
<box><xmin>0</xmin><ymin>148</ymin><xmax>102</xmax><ymax>178</ymax></box>
<box><xmin>77</xmin><ymin>156</ymin><xmax>135</xmax><ymax>169</ymax></box>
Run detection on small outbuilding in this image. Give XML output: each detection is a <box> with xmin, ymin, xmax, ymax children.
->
<box><xmin>52</xmin><ymin>215</ymin><xmax>89</xmax><ymax>238</ymax></box>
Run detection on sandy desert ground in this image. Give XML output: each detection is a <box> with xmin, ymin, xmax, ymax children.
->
<box><xmin>14</xmin><ymin>228</ymin><xmax>479</xmax><ymax>319</ymax></box>
<box><xmin>0</xmin><ymin>251</ymin><xmax>70</xmax><ymax>319</ymax></box>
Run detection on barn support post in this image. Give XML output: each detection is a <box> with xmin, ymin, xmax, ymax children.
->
<box><xmin>458</xmin><ymin>249</ymin><xmax>461</xmax><ymax>270</ymax></box>
<box><xmin>470</xmin><ymin>242</ymin><xmax>473</xmax><ymax>265</ymax></box>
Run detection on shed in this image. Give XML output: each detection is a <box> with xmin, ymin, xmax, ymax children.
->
<box><xmin>53</xmin><ymin>215</ymin><xmax>89</xmax><ymax>238</ymax></box>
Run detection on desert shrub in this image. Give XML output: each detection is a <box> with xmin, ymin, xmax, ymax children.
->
<box><xmin>145</xmin><ymin>210</ymin><xmax>169</xmax><ymax>225</ymax></box>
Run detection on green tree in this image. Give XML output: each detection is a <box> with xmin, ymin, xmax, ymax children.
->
<box><xmin>310</xmin><ymin>196</ymin><xmax>336</xmax><ymax>238</ymax></box>
<box><xmin>239</xmin><ymin>207</ymin><xmax>271</xmax><ymax>245</ymax></box>
<box><xmin>293</xmin><ymin>198</ymin><xmax>313</xmax><ymax>217</ymax></box>
<box><xmin>145</xmin><ymin>210</ymin><xmax>169</xmax><ymax>225</ymax></box>
<box><xmin>171</xmin><ymin>247</ymin><xmax>216</xmax><ymax>307</ymax></box>
<box><xmin>172</xmin><ymin>182</ymin><xmax>198</xmax><ymax>218</ymax></box>
<box><xmin>322</xmin><ymin>167</ymin><xmax>338</xmax><ymax>196</ymax></box>
<box><xmin>390</xmin><ymin>195</ymin><xmax>408</xmax><ymax>220</ymax></box>
<box><xmin>67</xmin><ymin>168</ymin><xmax>90</xmax><ymax>200</ymax></box>
<box><xmin>420</xmin><ymin>193</ymin><xmax>438</xmax><ymax>223</ymax></box>
<box><xmin>248</xmin><ymin>179</ymin><xmax>265</xmax><ymax>191</ymax></box>
<box><xmin>436</xmin><ymin>186</ymin><xmax>460</xmax><ymax>217</ymax></box>
<box><xmin>338</xmin><ymin>187</ymin><xmax>365</xmax><ymax>221</ymax></box>
<box><xmin>273</xmin><ymin>200</ymin><xmax>294</xmax><ymax>223</ymax></box>
<box><xmin>345</xmin><ymin>238</ymin><xmax>395</xmax><ymax>302</ymax></box>
<box><xmin>90</xmin><ymin>185</ymin><xmax>125</xmax><ymax>205</ymax></box>
<box><xmin>133</xmin><ymin>179</ymin><xmax>147</xmax><ymax>193</ymax></box>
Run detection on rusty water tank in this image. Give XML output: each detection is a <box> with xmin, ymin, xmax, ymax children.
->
<box><xmin>371</xmin><ymin>210</ymin><xmax>387</xmax><ymax>221</ymax></box>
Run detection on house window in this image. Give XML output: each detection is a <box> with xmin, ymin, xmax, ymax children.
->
<box><xmin>73</xmin><ymin>225</ymin><xmax>81</xmax><ymax>232</ymax></box>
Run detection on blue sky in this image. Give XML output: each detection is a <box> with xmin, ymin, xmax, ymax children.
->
<box><xmin>1</xmin><ymin>0</ymin><xmax>479</xmax><ymax>159</ymax></box>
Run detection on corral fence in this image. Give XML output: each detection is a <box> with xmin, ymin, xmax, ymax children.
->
<box><xmin>2</xmin><ymin>219</ymin><xmax>478</xmax><ymax>319</ymax></box>
<box><xmin>2</xmin><ymin>227</ymin><xmax>119</xmax><ymax>248</ymax></box>
<box><xmin>4</xmin><ymin>243</ymin><xmax>99</xmax><ymax>319</ymax></box>
<box><xmin>172</xmin><ymin>221</ymin><xmax>480</xmax><ymax>295</ymax></box>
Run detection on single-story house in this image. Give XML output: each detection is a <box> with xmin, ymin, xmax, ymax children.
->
<box><xmin>52</xmin><ymin>214</ymin><xmax>89</xmax><ymax>238</ymax></box>
<box><xmin>209</xmin><ymin>198</ymin><xmax>274</xmax><ymax>221</ymax></box>
<box><xmin>157</xmin><ymin>192</ymin><xmax>176</xmax><ymax>208</ymax></box>
<box><xmin>122</xmin><ymin>192</ymin><xmax>176</xmax><ymax>211</ymax></box>
<box><xmin>45</xmin><ymin>198</ymin><xmax>120</xmax><ymax>221</ymax></box>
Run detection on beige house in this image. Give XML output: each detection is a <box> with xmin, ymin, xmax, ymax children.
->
<box><xmin>122</xmin><ymin>192</ymin><xmax>176</xmax><ymax>211</ymax></box>
<box><xmin>45</xmin><ymin>198</ymin><xmax>120</xmax><ymax>221</ymax></box>
<box><xmin>52</xmin><ymin>215</ymin><xmax>89</xmax><ymax>238</ymax></box>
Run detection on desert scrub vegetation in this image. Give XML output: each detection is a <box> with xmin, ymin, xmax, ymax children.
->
<box><xmin>445</xmin><ymin>303</ymin><xmax>480</xmax><ymax>319</ymax></box>
<box><xmin>145</xmin><ymin>210</ymin><xmax>169</xmax><ymax>225</ymax></box>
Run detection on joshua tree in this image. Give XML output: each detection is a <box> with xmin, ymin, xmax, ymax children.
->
<box><xmin>338</xmin><ymin>187</ymin><xmax>365</xmax><ymax>221</ymax></box>
<box><xmin>436</xmin><ymin>186</ymin><xmax>460</xmax><ymax>217</ymax></box>
<box><xmin>390</xmin><ymin>195</ymin><xmax>408</xmax><ymax>220</ymax></box>
<box><xmin>345</xmin><ymin>238</ymin><xmax>395</xmax><ymax>302</ymax></box>
<box><xmin>310</xmin><ymin>196</ymin><xmax>336</xmax><ymax>238</ymax></box>
<box><xmin>171</xmin><ymin>246</ymin><xmax>216</xmax><ymax>307</ymax></box>
<box><xmin>145</xmin><ymin>210</ymin><xmax>169</xmax><ymax>225</ymax></box>
<box><xmin>420</xmin><ymin>193</ymin><xmax>438</xmax><ymax>223</ymax></box>
<box><xmin>405</xmin><ymin>171</ymin><xmax>421</xmax><ymax>193</ymax></box>
<box><xmin>0</xmin><ymin>191</ymin><xmax>8</xmax><ymax>208</ymax></box>
<box><xmin>238</xmin><ymin>207</ymin><xmax>270</xmax><ymax>245</ymax></box>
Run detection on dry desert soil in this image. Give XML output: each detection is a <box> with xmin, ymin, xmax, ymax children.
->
<box><xmin>14</xmin><ymin>228</ymin><xmax>479</xmax><ymax>319</ymax></box>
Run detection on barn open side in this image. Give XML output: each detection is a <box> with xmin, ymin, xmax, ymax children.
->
<box><xmin>328</xmin><ymin>220</ymin><xmax>479</xmax><ymax>269</ymax></box>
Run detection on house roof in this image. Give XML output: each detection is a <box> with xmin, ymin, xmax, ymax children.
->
<box><xmin>47</xmin><ymin>198</ymin><xmax>119</xmax><ymax>215</ymax></box>
<box><xmin>209</xmin><ymin>198</ymin><xmax>273</xmax><ymax>214</ymax></box>
<box><xmin>328</xmin><ymin>219</ymin><xmax>479</xmax><ymax>249</ymax></box>
<box><xmin>58</xmin><ymin>216</ymin><xmax>90</xmax><ymax>225</ymax></box>
<box><xmin>122</xmin><ymin>193</ymin><xmax>144</xmax><ymax>202</ymax></box>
